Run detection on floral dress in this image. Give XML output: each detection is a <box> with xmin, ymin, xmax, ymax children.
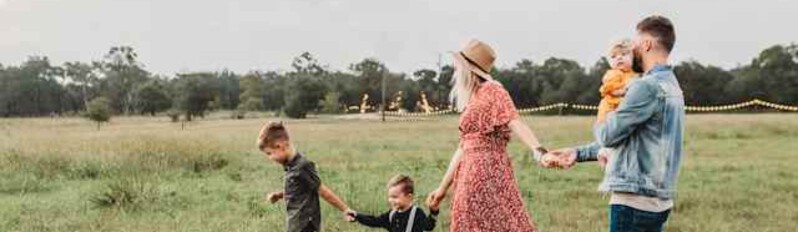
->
<box><xmin>451</xmin><ymin>81</ymin><xmax>537</xmax><ymax>232</ymax></box>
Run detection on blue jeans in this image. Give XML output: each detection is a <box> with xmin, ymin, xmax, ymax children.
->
<box><xmin>609</xmin><ymin>204</ymin><xmax>671</xmax><ymax>232</ymax></box>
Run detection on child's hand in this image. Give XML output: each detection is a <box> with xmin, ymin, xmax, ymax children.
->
<box><xmin>611</xmin><ymin>89</ymin><xmax>626</xmax><ymax>97</ymax></box>
<box><xmin>427</xmin><ymin>201</ymin><xmax>440</xmax><ymax>212</ymax></box>
<box><xmin>343</xmin><ymin>209</ymin><xmax>357</xmax><ymax>222</ymax></box>
<box><xmin>598</xmin><ymin>151</ymin><xmax>610</xmax><ymax>169</ymax></box>
<box><xmin>265</xmin><ymin>191</ymin><xmax>284</xmax><ymax>204</ymax></box>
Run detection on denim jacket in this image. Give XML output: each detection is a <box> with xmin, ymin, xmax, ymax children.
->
<box><xmin>577</xmin><ymin>65</ymin><xmax>685</xmax><ymax>200</ymax></box>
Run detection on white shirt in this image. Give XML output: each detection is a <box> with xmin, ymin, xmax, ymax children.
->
<box><xmin>610</xmin><ymin>192</ymin><xmax>673</xmax><ymax>213</ymax></box>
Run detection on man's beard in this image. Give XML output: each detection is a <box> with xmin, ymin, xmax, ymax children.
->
<box><xmin>632</xmin><ymin>49</ymin><xmax>645</xmax><ymax>73</ymax></box>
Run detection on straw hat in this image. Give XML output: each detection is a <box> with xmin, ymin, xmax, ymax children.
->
<box><xmin>453</xmin><ymin>39</ymin><xmax>496</xmax><ymax>81</ymax></box>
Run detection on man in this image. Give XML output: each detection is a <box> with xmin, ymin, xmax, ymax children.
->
<box><xmin>546</xmin><ymin>15</ymin><xmax>685</xmax><ymax>232</ymax></box>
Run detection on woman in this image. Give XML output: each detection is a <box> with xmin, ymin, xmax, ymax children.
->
<box><xmin>425</xmin><ymin>39</ymin><xmax>559</xmax><ymax>232</ymax></box>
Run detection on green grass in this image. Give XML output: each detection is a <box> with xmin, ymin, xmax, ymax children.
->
<box><xmin>1</xmin><ymin>114</ymin><xmax>796</xmax><ymax>232</ymax></box>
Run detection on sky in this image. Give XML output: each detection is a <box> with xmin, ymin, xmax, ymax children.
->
<box><xmin>1</xmin><ymin>0</ymin><xmax>796</xmax><ymax>75</ymax></box>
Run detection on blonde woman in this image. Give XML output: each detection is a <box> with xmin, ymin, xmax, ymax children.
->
<box><xmin>425</xmin><ymin>39</ymin><xmax>567</xmax><ymax>232</ymax></box>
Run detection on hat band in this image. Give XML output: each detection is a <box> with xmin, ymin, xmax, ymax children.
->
<box><xmin>460</xmin><ymin>51</ymin><xmax>489</xmax><ymax>73</ymax></box>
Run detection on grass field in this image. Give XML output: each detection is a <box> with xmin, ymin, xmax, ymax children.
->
<box><xmin>1</xmin><ymin>113</ymin><xmax>797</xmax><ymax>232</ymax></box>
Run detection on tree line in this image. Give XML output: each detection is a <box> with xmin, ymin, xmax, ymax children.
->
<box><xmin>1</xmin><ymin>44</ymin><xmax>796</xmax><ymax>119</ymax></box>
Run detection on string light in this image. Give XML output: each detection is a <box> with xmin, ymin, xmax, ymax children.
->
<box><xmin>380</xmin><ymin>99</ymin><xmax>797</xmax><ymax>118</ymax></box>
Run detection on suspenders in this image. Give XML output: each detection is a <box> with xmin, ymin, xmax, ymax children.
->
<box><xmin>405</xmin><ymin>206</ymin><xmax>417</xmax><ymax>232</ymax></box>
<box><xmin>389</xmin><ymin>205</ymin><xmax>418</xmax><ymax>232</ymax></box>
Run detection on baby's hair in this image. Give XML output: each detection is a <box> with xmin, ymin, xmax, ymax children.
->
<box><xmin>258</xmin><ymin>121</ymin><xmax>290</xmax><ymax>150</ymax></box>
<box><xmin>387</xmin><ymin>174</ymin><xmax>414</xmax><ymax>195</ymax></box>
<box><xmin>607</xmin><ymin>39</ymin><xmax>633</xmax><ymax>57</ymax></box>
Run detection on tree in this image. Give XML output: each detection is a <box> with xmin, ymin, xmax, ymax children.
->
<box><xmin>218</xmin><ymin>70</ymin><xmax>241</xmax><ymax>110</ymax></box>
<box><xmin>261</xmin><ymin>71</ymin><xmax>288</xmax><ymax>112</ymax></box>
<box><xmin>291</xmin><ymin>52</ymin><xmax>327</xmax><ymax>76</ymax></box>
<box><xmin>95</xmin><ymin>46</ymin><xmax>150</xmax><ymax>114</ymax></box>
<box><xmin>348</xmin><ymin>58</ymin><xmax>409</xmax><ymax>113</ymax></box>
<box><xmin>413</xmin><ymin>69</ymin><xmax>446</xmax><ymax>106</ymax></box>
<box><xmin>536</xmin><ymin>58</ymin><xmax>586</xmax><ymax>104</ymax></box>
<box><xmin>0</xmin><ymin>56</ymin><xmax>68</xmax><ymax>117</ymax></box>
<box><xmin>3</xmin><ymin>43</ymin><xmax>798</xmax><ymax>118</ymax></box>
<box><xmin>674</xmin><ymin>60</ymin><xmax>736</xmax><ymax>105</ymax></box>
<box><xmin>237</xmin><ymin>73</ymin><xmax>265</xmax><ymax>111</ymax></box>
<box><xmin>132</xmin><ymin>79</ymin><xmax>172</xmax><ymax>116</ymax></box>
<box><xmin>350</xmin><ymin>58</ymin><xmax>390</xmax><ymax>107</ymax></box>
<box><xmin>63</xmin><ymin>62</ymin><xmax>98</xmax><ymax>109</ymax></box>
<box><xmin>86</xmin><ymin>97</ymin><xmax>112</xmax><ymax>130</ymax></box>
<box><xmin>577</xmin><ymin>59</ymin><xmax>609</xmax><ymax>104</ymax></box>
<box><xmin>325</xmin><ymin>71</ymin><xmax>361</xmax><ymax>110</ymax></box>
<box><xmin>281</xmin><ymin>53</ymin><xmax>330</xmax><ymax>118</ymax></box>
<box><xmin>435</xmin><ymin>65</ymin><xmax>455</xmax><ymax>107</ymax></box>
<box><xmin>496</xmin><ymin>59</ymin><xmax>543</xmax><ymax>107</ymax></box>
<box><xmin>728</xmin><ymin>44</ymin><xmax>798</xmax><ymax>104</ymax></box>
<box><xmin>172</xmin><ymin>73</ymin><xmax>219</xmax><ymax>121</ymax></box>
<box><xmin>396</xmin><ymin>80</ymin><xmax>420</xmax><ymax>112</ymax></box>
<box><xmin>320</xmin><ymin>92</ymin><xmax>342</xmax><ymax>114</ymax></box>
<box><xmin>283</xmin><ymin>74</ymin><xmax>327</xmax><ymax>118</ymax></box>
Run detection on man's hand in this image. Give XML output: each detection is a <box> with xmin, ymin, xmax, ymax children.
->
<box><xmin>425</xmin><ymin>188</ymin><xmax>446</xmax><ymax>212</ymax></box>
<box><xmin>539</xmin><ymin>153</ymin><xmax>560</xmax><ymax>168</ymax></box>
<box><xmin>265</xmin><ymin>191</ymin><xmax>284</xmax><ymax>204</ymax></box>
<box><xmin>343</xmin><ymin>209</ymin><xmax>357</xmax><ymax>222</ymax></box>
<box><xmin>542</xmin><ymin>148</ymin><xmax>577</xmax><ymax>169</ymax></box>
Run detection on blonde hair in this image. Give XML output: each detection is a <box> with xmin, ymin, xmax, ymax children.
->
<box><xmin>449</xmin><ymin>57</ymin><xmax>481</xmax><ymax>112</ymax></box>
<box><xmin>607</xmin><ymin>39</ymin><xmax>633</xmax><ymax>57</ymax></box>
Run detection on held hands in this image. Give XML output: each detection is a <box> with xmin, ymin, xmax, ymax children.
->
<box><xmin>343</xmin><ymin>209</ymin><xmax>357</xmax><ymax>222</ymax></box>
<box><xmin>425</xmin><ymin>187</ymin><xmax>446</xmax><ymax>212</ymax></box>
<box><xmin>265</xmin><ymin>191</ymin><xmax>284</xmax><ymax>204</ymax></box>
<box><xmin>538</xmin><ymin>148</ymin><xmax>577</xmax><ymax>169</ymax></box>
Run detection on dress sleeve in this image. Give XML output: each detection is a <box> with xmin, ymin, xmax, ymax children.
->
<box><xmin>488</xmin><ymin>82</ymin><xmax>519</xmax><ymax>127</ymax></box>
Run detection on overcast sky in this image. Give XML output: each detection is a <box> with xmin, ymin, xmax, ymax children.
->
<box><xmin>1</xmin><ymin>0</ymin><xmax>796</xmax><ymax>75</ymax></box>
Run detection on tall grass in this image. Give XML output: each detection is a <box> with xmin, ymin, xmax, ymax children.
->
<box><xmin>1</xmin><ymin>114</ymin><xmax>796</xmax><ymax>231</ymax></box>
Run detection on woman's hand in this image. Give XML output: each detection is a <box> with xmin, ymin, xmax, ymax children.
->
<box><xmin>541</xmin><ymin>148</ymin><xmax>577</xmax><ymax>169</ymax></box>
<box><xmin>539</xmin><ymin>153</ymin><xmax>561</xmax><ymax>168</ymax></box>
<box><xmin>426</xmin><ymin>187</ymin><xmax>447</xmax><ymax>211</ymax></box>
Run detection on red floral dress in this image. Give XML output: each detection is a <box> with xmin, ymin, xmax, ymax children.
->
<box><xmin>451</xmin><ymin>81</ymin><xmax>537</xmax><ymax>232</ymax></box>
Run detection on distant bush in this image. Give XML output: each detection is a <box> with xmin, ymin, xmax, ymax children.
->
<box><xmin>91</xmin><ymin>178</ymin><xmax>158</xmax><ymax>211</ymax></box>
<box><xmin>85</xmin><ymin>97</ymin><xmax>112</xmax><ymax>130</ymax></box>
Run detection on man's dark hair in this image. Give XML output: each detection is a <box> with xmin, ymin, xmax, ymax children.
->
<box><xmin>637</xmin><ymin>15</ymin><xmax>676</xmax><ymax>53</ymax></box>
